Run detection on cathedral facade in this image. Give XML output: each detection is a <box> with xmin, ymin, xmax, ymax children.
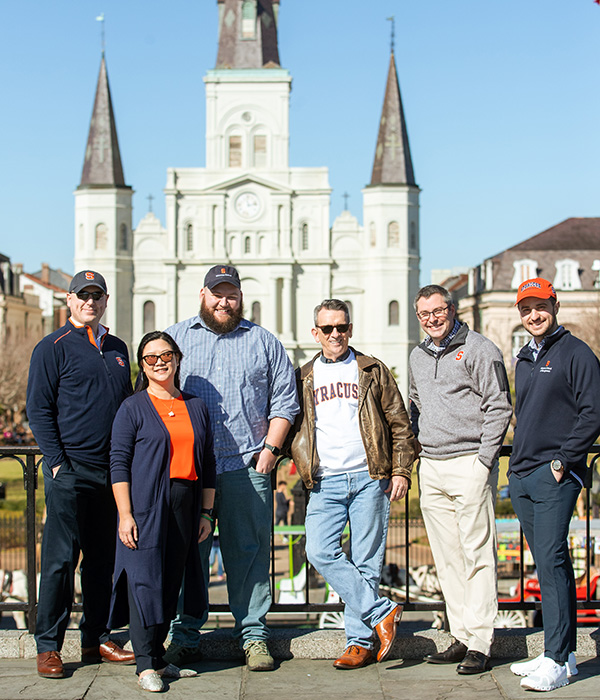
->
<box><xmin>74</xmin><ymin>0</ymin><xmax>420</xmax><ymax>394</ymax></box>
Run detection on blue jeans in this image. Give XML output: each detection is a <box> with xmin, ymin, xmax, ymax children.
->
<box><xmin>170</xmin><ymin>465</ymin><xmax>272</xmax><ymax>647</ymax></box>
<box><xmin>305</xmin><ymin>470</ymin><xmax>396</xmax><ymax>649</ymax></box>
<box><xmin>509</xmin><ymin>464</ymin><xmax>581</xmax><ymax>663</ymax></box>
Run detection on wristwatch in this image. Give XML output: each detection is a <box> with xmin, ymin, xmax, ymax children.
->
<box><xmin>201</xmin><ymin>508</ymin><xmax>214</xmax><ymax>517</ymax></box>
<box><xmin>550</xmin><ymin>459</ymin><xmax>564</xmax><ymax>473</ymax></box>
<box><xmin>264</xmin><ymin>443</ymin><xmax>281</xmax><ymax>456</ymax></box>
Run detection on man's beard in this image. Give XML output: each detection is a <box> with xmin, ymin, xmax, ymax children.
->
<box><xmin>200</xmin><ymin>299</ymin><xmax>244</xmax><ymax>334</ymax></box>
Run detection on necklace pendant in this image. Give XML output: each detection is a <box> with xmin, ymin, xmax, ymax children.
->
<box><xmin>168</xmin><ymin>410</ymin><xmax>175</xmax><ymax>417</ymax></box>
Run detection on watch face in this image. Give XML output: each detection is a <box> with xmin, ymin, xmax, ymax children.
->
<box><xmin>235</xmin><ymin>192</ymin><xmax>260</xmax><ymax>219</ymax></box>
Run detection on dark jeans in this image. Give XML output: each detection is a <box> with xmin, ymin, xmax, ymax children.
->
<box><xmin>509</xmin><ymin>464</ymin><xmax>581</xmax><ymax>663</ymax></box>
<box><xmin>128</xmin><ymin>479</ymin><xmax>196</xmax><ymax>674</ymax></box>
<box><xmin>36</xmin><ymin>457</ymin><xmax>116</xmax><ymax>653</ymax></box>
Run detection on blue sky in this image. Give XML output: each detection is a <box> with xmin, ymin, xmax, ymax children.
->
<box><xmin>2</xmin><ymin>1</ymin><xmax>599</xmax><ymax>283</ymax></box>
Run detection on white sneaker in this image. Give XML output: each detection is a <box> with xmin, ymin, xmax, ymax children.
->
<box><xmin>511</xmin><ymin>652</ymin><xmax>577</xmax><ymax>678</ymax></box>
<box><xmin>520</xmin><ymin>657</ymin><xmax>569</xmax><ymax>692</ymax></box>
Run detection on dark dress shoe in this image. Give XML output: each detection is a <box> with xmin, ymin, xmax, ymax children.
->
<box><xmin>457</xmin><ymin>650</ymin><xmax>490</xmax><ymax>674</ymax></box>
<box><xmin>424</xmin><ymin>639</ymin><xmax>467</xmax><ymax>664</ymax></box>
<box><xmin>375</xmin><ymin>604</ymin><xmax>403</xmax><ymax>662</ymax></box>
<box><xmin>37</xmin><ymin>650</ymin><xmax>64</xmax><ymax>678</ymax></box>
<box><xmin>333</xmin><ymin>645</ymin><xmax>374</xmax><ymax>670</ymax></box>
<box><xmin>81</xmin><ymin>640</ymin><xmax>135</xmax><ymax>664</ymax></box>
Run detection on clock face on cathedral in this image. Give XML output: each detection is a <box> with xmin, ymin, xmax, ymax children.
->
<box><xmin>235</xmin><ymin>192</ymin><xmax>261</xmax><ymax>219</ymax></box>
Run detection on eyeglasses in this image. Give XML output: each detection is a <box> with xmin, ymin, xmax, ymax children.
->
<box><xmin>416</xmin><ymin>305</ymin><xmax>450</xmax><ymax>321</ymax></box>
<box><xmin>142</xmin><ymin>351</ymin><xmax>175</xmax><ymax>366</ymax></box>
<box><xmin>75</xmin><ymin>291</ymin><xmax>105</xmax><ymax>301</ymax></box>
<box><xmin>316</xmin><ymin>323</ymin><xmax>350</xmax><ymax>335</ymax></box>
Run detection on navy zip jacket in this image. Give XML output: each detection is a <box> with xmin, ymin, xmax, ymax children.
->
<box><xmin>26</xmin><ymin>320</ymin><xmax>132</xmax><ymax>470</ymax></box>
<box><xmin>510</xmin><ymin>327</ymin><xmax>600</xmax><ymax>481</ymax></box>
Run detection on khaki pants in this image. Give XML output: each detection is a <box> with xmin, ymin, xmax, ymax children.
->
<box><xmin>418</xmin><ymin>454</ymin><xmax>498</xmax><ymax>655</ymax></box>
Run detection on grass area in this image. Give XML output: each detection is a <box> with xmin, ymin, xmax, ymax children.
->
<box><xmin>0</xmin><ymin>457</ymin><xmax>45</xmax><ymax>514</ymax></box>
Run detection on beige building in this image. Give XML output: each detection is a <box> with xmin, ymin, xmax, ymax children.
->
<box><xmin>0</xmin><ymin>254</ymin><xmax>43</xmax><ymax>345</ymax></box>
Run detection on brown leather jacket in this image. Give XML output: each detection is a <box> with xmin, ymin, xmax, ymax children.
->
<box><xmin>288</xmin><ymin>349</ymin><xmax>416</xmax><ymax>490</ymax></box>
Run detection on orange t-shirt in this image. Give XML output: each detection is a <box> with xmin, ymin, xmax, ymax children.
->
<box><xmin>148</xmin><ymin>393</ymin><xmax>197</xmax><ymax>480</ymax></box>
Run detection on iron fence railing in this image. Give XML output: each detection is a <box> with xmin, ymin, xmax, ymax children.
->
<box><xmin>1</xmin><ymin>445</ymin><xmax>599</xmax><ymax>631</ymax></box>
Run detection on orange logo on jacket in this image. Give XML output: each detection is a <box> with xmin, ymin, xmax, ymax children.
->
<box><xmin>116</xmin><ymin>357</ymin><xmax>125</xmax><ymax>367</ymax></box>
<box><xmin>221</xmin><ymin>267</ymin><xmax>226</xmax><ymax>273</ymax></box>
<box><xmin>455</xmin><ymin>351</ymin><xmax>464</xmax><ymax>361</ymax></box>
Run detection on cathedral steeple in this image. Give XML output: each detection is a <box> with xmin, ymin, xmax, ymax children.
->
<box><xmin>79</xmin><ymin>55</ymin><xmax>128</xmax><ymax>189</ymax></box>
<box><xmin>369</xmin><ymin>51</ymin><xmax>416</xmax><ymax>187</ymax></box>
<box><xmin>216</xmin><ymin>0</ymin><xmax>281</xmax><ymax>69</ymax></box>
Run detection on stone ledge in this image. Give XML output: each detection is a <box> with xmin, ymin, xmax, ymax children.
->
<box><xmin>2</xmin><ymin>628</ymin><xmax>599</xmax><ymax>660</ymax></box>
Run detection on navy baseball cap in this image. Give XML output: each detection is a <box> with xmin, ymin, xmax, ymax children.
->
<box><xmin>203</xmin><ymin>264</ymin><xmax>241</xmax><ymax>290</ymax></box>
<box><xmin>69</xmin><ymin>270</ymin><xmax>108</xmax><ymax>294</ymax></box>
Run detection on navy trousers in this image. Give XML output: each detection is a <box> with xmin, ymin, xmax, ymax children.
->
<box><xmin>36</xmin><ymin>457</ymin><xmax>116</xmax><ymax>653</ymax></box>
<box><xmin>509</xmin><ymin>464</ymin><xmax>581</xmax><ymax>663</ymax></box>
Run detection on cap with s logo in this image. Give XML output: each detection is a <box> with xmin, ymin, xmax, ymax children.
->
<box><xmin>69</xmin><ymin>270</ymin><xmax>108</xmax><ymax>294</ymax></box>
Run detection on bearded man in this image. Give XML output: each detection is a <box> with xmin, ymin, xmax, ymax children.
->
<box><xmin>164</xmin><ymin>264</ymin><xmax>299</xmax><ymax>671</ymax></box>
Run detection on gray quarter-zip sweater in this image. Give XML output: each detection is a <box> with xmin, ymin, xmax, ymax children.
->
<box><xmin>408</xmin><ymin>323</ymin><xmax>512</xmax><ymax>467</ymax></box>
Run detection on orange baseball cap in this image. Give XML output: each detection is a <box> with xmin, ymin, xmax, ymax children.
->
<box><xmin>515</xmin><ymin>277</ymin><xmax>557</xmax><ymax>305</ymax></box>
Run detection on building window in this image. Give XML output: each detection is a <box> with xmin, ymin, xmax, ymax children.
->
<box><xmin>143</xmin><ymin>301</ymin><xmax>156</xmax><ymax>334</ymax></box>
<box><xmin>245</xmin><ymin>236</ymin><xmax>251</xmax><ymax>254</ymax></box>
<box><xmin>119</xmin><ymin>223</ymin><xmax>128</xmax><ymax>251</ymax></box>
<box><xmin>512</xmin><ymin>327</ymin><xmax>530</xmax><ymax>360</ymax></box>
<box><xmin>410</xmin><ymin>221</ymin><xmax>417</xmax><ymax>249</ymax></box>
<box><xmin>369</xmin><ymin>222</ymin><xmax>376</xmax><ymax>248</ymax></box>
<box><xmin>511</xmin><ymin>259</ymin><xmax>538</xmax><ymax>289</ymax></box>
<box><xmin>388</xmin><ymin>300</ymin><xmax>399</xmax><ymax>326</ymax></box>
<box><xmin>301</xmin><ymin>223</ymin><xmax>309</xmax><ymax>251</ymax></box>
<box><xmin>253</xmin><ymin>134</ymin><xmax>267</xmax><ymax>167</ymax></box>
<box><xmin>229</xmin><ymin>135</ymin><xmax>242</xmax><ymax>168</ymax></box>
<box><xmin>186</xmin><ymin>224</ymin><xmax>193</xmax><ymax>252</ymax></box>
<box><xmin>387</xmin><ymin>221</ymin><xmax>400</xmax><ymax>248</ymax></box>
<box><xmin>554</xmin><ymin>259</ymin><xmax>581</xmax><ymax>290</ymax></box>
<box><xmin>95</xmin><ymin>223</ymin><xmax>108</xmax><ymax>250</ymax></box>
<box><xmin>241</xmin><ymin>0</ymin><xmax>257</xmax><ymax>39</ymax></box>
<box><xmin>251</xmin><ymin>301</ymin><xmax>261</xmax><ymax>325</ymax></box>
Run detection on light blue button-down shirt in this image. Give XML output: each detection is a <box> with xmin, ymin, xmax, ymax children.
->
<box><xmin>165</xmin><ymin>316</ymin><xmax>299</xmax><ymax>474</ymax></box>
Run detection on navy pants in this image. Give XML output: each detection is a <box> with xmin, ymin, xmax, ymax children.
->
<box><xmin>36</xmin><ymin>457</ymin><xmax>116</xmax><ymax>653</ymax></box>
<box><xmin>509</xmin><ymin>464</ymin><xmax>581</xmax><ymax>663</ymax></box>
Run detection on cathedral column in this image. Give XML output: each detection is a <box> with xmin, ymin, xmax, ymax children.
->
<box><xmin>281</xmin><ymin>273</ymin><xmax>293</xmax><ymax>341</ymax></box>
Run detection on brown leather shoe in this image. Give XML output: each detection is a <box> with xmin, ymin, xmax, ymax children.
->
<box><xmin>375</xmin><ymin>604</ymin><xmax>403</xmax><ymax>662</ymax></box>
<box><xmin>81</xmin><ymin>640</ymin><xmax>135</xmax><ymax>664</ymax></box>
<box><xmin>37</xmin><ymin>651</ymin><xmax>64</xmax><ymax>678</ymax></box>
<box><xmin>333</xmin><ymin>645</ymin><xmax>374</xmax><ymax>670</ymax></box>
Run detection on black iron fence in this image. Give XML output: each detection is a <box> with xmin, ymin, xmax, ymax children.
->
<box><xmin>1</xmin><ymin>445</ymin><xmax>599</xmax><ymax>632</ymax></box>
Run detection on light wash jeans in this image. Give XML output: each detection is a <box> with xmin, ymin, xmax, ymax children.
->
<box><xmin>305</xmin><ymin>470</ymin><xmax>396</xmax><ymax>649</ymax></box>
<box><xmin>169</xmin><ymin>465</ymin><xmax>272</xmax><ymax>647</ymax></box>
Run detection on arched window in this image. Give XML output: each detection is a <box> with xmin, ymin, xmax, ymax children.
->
<box><xmin>369</xmin><ymin>222</ymin><xmax>376</xmax><ymax>248</ymax></box>
<box><xmin>251</xmin><ymin>301</ymin><xmax>261</xmax><ymax>325</ymax></box>
<box><xmin>119</xmin><ymin>223</ymin><xmax>128</xmax><ymax>251</ymax></box>
<box><xmin>387</xmin><ymin>221</ymin><xmax>400</xmax><ymax>248</ymax></box>
<box><xmin>143</xmin><ymin>301</ymin><xmax>156</xmax><ymax>335</ymax></box>
<box><xmin>388</xmin><ymin>300</ymin><xmax>399</xmax><ymax>326</ymax></box>
<box><xmin>410</xmin><ymin>222</ymin><xmax>417</xmax><ymax>249</ymax></box>
<box><xmin>245</xmin><ymin>236</ymin><xmax>251</xmax><ymax>254</ymax></box>
<box><xmin>512</xmin><ymin>327</ymin><xmax>530</xmax><ymax>360</ymax></box>
<box><xmin>186</xmin><ymin>224</ymin><xmax>193</xmax><ymax>252</ymax></box>
<box><xmin>511</xmin><ymin>259</ymin><xmax>538</xmax><ymax>289</ymax></box>
<box><xmin>554</xmin><ymin>259</ymin><xmax>581</xmax><ymax>290</ymax></box>
<box><xmin>229</xmin><ymin>135</ymin><xmax>242</xmax><ymax>168</ymax></box>
<box><xmin>301</xmin><ymin>223</ymin><xmax>309</xmax><ymax>251</ymax></box>
<box><xmin>253</xmin><ymin>134</ymin><xmax>267</xmax><ymax>167</ymax></box>
<box><xmin>95</xmin><ymin>223</ymin><xmax>107</xmax><ymax>250</ymax></box>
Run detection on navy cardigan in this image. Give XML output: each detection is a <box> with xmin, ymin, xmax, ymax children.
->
<box><xmin>108</xmin><ymin>390</ymin><xmax>216</xmax><ymax>628</ymax></box>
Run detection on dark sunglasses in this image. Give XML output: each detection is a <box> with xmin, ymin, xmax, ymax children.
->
<box><xmin>75</xmin><ymin>291</ymin><xmax>105</xmax><ymax>301</ymax></box>
<box><xmin>142</xmin><ymin>351</ymin><xmax>175</xmax><ymax>366</ymax></box>
<box><xmin>316</xmin><ymin>323</ymin><xmax>350</xmax><ymax>335</ymax></box>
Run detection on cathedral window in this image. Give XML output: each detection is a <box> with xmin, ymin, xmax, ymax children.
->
<box><xmin>301</xmin><ymin>223</ymin><xmax>309</xmax><ymax>251</ymax></box>
<box><xmin>387</xmin><ymin>221</ymin><xmax>400</xmax><ymax>248</ymax></box>
<box><xmin>186</xmin><ymin>224</ymin><xmax>194</xmax><ymax>252</ymax></box>
<box><xmin>251</xmin><ymin>301</ymin><xmax>261</xmax><ymax>325</ymax></box>
<box><xmin>95</xmin><ymin>223</ymin><xmax>107</xmax><ymax>250</ymax></box>
<box><xmin>143</xmin><ymin>301</ymin><xmax>156</xmax><ymax>334</ymax></box>
<box><xmin>511</xmin><ymin>259</ymin><xmax>538</xmax><ymax>288</ymax></box>
<box><xmin>229</xmin><ymin>135</ymin><xmax>242</xmax><ymax>168</ymax></box>
<box><xmin>388</xmin><ymin>300</ymin><xmax>399</xmax><ymax>326</ymax></box>
<box><xmin>554</xmin><ymin>259</ymin><xmax>581</xmax><ymax>290</ymax></box>
<box><xmin>369</xmin><ymin>222</ymin><xmax>376</xmax><ymax>248</ymax></box>
<box><xmin>244</xmin><ymin>236</ymin><xmax>251</xmax><ymax>254</ymax></box>
<box><xmin>253</xmin><ymin>134</ymin><xmax>267</xmax><ymax>167</ymax></box>
<box><xmin>241</xmin><ymin>1</ymin><xmax>257</xmax><ymax>39</ymax></box>
<box><xmin>119</xmin><ymin>223</ymin><xmax>128</xmax><ymax>251</ymax></box>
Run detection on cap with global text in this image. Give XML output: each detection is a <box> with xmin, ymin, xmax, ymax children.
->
<box><xmin>203</xmin><ymin>264</ymin><xmax>241</xmax><ymax>290</ymax></box>
<box><xmin>69</xmin><ymin>270</ymin><xmax>108</xmax><ymax>294</ymax></box>
<box><xmin>515</xmin><ymin>277</ymin><xmax>557</xmax><ymax>305</ymax></box>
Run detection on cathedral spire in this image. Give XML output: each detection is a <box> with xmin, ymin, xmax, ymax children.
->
<box><xmin>216</xmin><ymin>0</ymin><xmax>281</xmax><ymax>69</ymax></box>
<box><xmin>79</xmin><ymin>55</ymin><xmax>128</xmax><ymax>189</ymax></box>
<box><xmin>369</xmin><ymin>51</ymin><xmax>416</xmax><ymax>187</ymax></box>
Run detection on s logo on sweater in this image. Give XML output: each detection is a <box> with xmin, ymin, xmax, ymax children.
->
<box><xmin>455</xmin><ymin>351</ymin><xmax>464</xmax><ymax>361</ymax></box>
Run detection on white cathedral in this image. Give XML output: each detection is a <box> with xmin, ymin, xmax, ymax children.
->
<box><xmin>74</xmin><ymin>0</ymin><xmax>420</xmax><ymax>395</ymax></box>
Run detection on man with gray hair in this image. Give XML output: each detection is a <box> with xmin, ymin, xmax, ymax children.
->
<box><xmin>409</xmin><ymin>285</ymin><xmax>512</xmax><ymax>674</ymax></box>
<box><xmin>290</xmin><ymin>299</ymin><xmax>415</xmax><ymax>669</ymax></box>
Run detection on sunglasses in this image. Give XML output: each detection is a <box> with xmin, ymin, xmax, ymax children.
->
<box><xmin>75</xmin><ymin>291</ymin><xmax>105</xmax><ymax>301</ymax></box>
<box><xmin>316</xmin><ymin>323</ymin><xmax>350</xmax><ymax>335</ymax></box>
<box><xmin>142</xmin><ymin>351</ymin><xmax>175</xmax><ymax>366</ymax></box>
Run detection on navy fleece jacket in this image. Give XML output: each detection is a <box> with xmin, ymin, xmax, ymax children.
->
<box><xmin>26</xmin><ymin>320</ymin><xmax>132</xmax><ymax>469</ymax></box>
<box><xmin>510</xmin><ymin>328</ymin><xmax>600</xmax><ymax>481</ymax></box>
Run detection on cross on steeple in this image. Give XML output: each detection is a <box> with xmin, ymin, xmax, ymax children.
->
<box><xmin>387</xmin><ymin>16</ymin><xmax>395</xmax><ymax>53</ymax></box>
